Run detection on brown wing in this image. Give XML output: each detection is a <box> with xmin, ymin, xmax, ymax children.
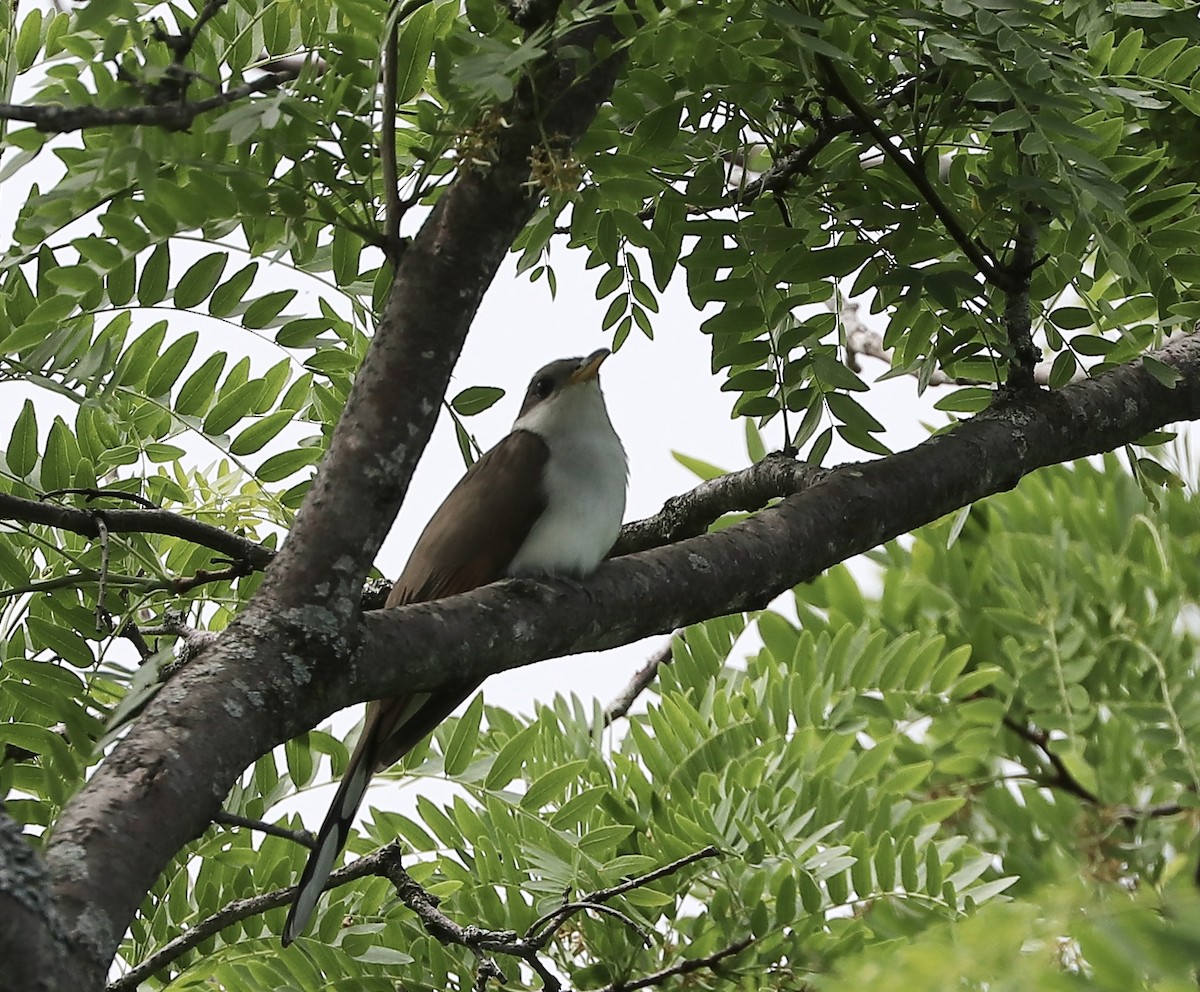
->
<box><xmin>282</xmin><ymin>431</ymin><xmax>551</xmax><ymax>945</ymax></box>
<box><xmin>387</xmin><ymin>429</ymin><xmax>550</xmax><ymax>606</ymax></box>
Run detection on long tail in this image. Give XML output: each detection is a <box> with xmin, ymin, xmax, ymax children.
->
<box><xmin>281</xmin><ymin>688</ymin><xmax>476</xmax><ymax>945</ymax></box>
<box><xmin>281</xmin><ymin>716</ymin><xmax>379</xmax><ymax>946</ymax></box>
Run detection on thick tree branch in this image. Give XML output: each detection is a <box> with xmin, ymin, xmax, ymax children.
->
<box><xmin>1003</xmin><ymin>207</ymin><xmax>1042</xmax><ymax>389</ymax></box>
<box><xmin>350</xmin><ymin>332</ymin><xmax>1200</xmax><ymax>702</ymax></box>
<box><xmin>42</xmin><ymin>12</ymin><xmax>628</xmax><ymax>986</ymax></box>
<box><xmin>0</xmin><ymin>67</ymin><xmax>299</xmax><ymax>133</ymax></box>
<box><xmin>0</xmin><ymin>808</ymin><xmax>67</xmax><ymax>992</ymax></box>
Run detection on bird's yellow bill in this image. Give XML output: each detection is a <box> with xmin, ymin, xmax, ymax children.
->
<box><xmin>571</xmin><ymin>348</ymin><xmax>611</xmax><ymax>383</ymax></box>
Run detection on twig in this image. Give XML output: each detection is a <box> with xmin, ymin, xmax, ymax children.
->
<box><xmin>115</xmin><ymin>618</ymin><xmax>155</xmax><ymax>661</ymax></box>
<box><xmin>0</xmin><ymin>492</ymin><xmax>276</xmax><ymax>571</ymax></box>
<box><xmin>106</xmin><ymin>842</ymin><xmax>411</xmax><ymax>991</ymax></box>
<box><xmin>596</xmin><ymin>935</ymin><xmax>753</xmax><ymax>992</ymax></box>
<box><xmin>213</xmin><ymin>811</ymin><xmax>316</xmax><ymax>849</ymax></box>
<box><xmin>170</xmin><ymin>559</ymin><xmax>256</xmax><ymax>595</ymax></box>
<box><xmin>1001</xmin><ymin>714</ymin><xmax>1184</xmax><ymax>826</ymax></box>
<box><xmin>601</xmin><ymin>639</ymin><xmax>673</xmax><ymax>727</ymax></box>
<box><xmin>526</xmin><ymin>846</ymin><xmax>721</xmax><ymax>949</ymax></box>
<box><xmin>819</xmin><ymin>57</ymin><xmax>1017</xmax><ymax>294</ymax></box>
<box><xmin>94</xmin><ymin>514</ymin><xmax>111</xmax><ymax>629</ymax></box>
<box><xmin>611</xmin><ymin>455</ymin><xmax>827</xmax><ymax>557</ymax></box>
<box><xmin>41</xmin><ymin>487</ymin><xmax>158</xmax><ymax>509</ymax></box>
<box><xmin>0</xmin><ymin>65</ymin><xmax>300</xmax><ymax>133</ymax></box>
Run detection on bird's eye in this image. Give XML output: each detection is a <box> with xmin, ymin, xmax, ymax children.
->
<box><xmin>534</xmin><ymin>376</ymin><xmax>553</xmax><ymax>398</ymax></box>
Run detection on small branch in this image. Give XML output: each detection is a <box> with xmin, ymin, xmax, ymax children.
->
<box><xmin>1002</xmin><ymin>208</ymin><xmax>1041</xmax><ymax>390</ymax></box>
<box><xmin>819</xmin><ymin>58</ymin><xmax>1017</xmax><ymax>294</ymax></box>
<box><xmin>1001</xmin><ymin>714</ymin><xmax>1184</xmax><ymax>826</ymax></box>
<box><xmin>841</xmin><ymin>302</ymin><xmax>956</xmax><ymax>387</ymax></box>
<box><xmin>611</xmin><ymin>455</ymin><xmax>827</xmax><ymax>557</ymax></box>
<box><xmin>0</xmin><ymin>65</ymin><xmax>299</xmax><ymax>133</ymax></box>
<box><xmin>1002</xmin><ymin>713</ymin><xmax>1101</xmax><ymax>805</ymax></box>
<box><xmin>526</xmin><ymin>846</ymin><xmax>721</xmax><ymax>950</ymax></box>
<box><xmin>170</xmin><ymin>559</ymin><xmax>256</xmax><ymax>595</ymax></box>
<box><xmin>107</xmin><ymin>843</ymin><xmax>410</xmax><ymax>992</ymax></box>
<box><xmin>0</xmin><ymin>491</ymin><xmax>276</xmax><ymax>571</ymax></box>
<box><xmin>596</xmin><ymin>935</ymin><xmax>754</xmax><ymax>992</ymax></box>
<box><xmin>212</xmin><ymin>811</ymin><xmax>316</xmax><ymax>849</ymax></box>
<box><xmin>40</xmin><ymin>488</ymin><xmax>158</xmax><ymax>509</ymax></box>
<box><xmin>601</xmin><ymin>639</ymin><xmax>673</xmax><ymax>727</ymax></box>
<box><xmin>115</xmin><ymin>618</ymin><xmax>155</xmax><ymax>661</ymax></box>
<box><xmin>92</xmin><ymin>514</ymin><xmax>111</xmax><ymax>628</ymax></box>
<box><xmin>162</xmin><ymin>0</ymin><xmax>228</xmax><ymax>66</ymax></box>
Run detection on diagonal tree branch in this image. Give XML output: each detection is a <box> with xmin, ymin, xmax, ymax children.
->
<box><xmin>41</xmin><ymin>12</ymin><xmax>629</xmax><ymax>987</ymax></box>
<box><xmin>351</xmin><ymin>332</ymin><xmax>1200</xmax><ymax>702</ymax></box>
<box><xmin>819</xmin><ymin>56</ymin><xmax>1018</xmax><ymax>294</ymax></box>
<box><xmin>597</xmin><ymin>935</ymin><xmax>754</xmax><ymax>992</ymax></box>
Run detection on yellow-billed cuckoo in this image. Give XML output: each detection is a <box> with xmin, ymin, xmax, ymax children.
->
<box><xmin>283</xmin><ymin>349</ymin><xmax>627</xmax><ymax>945</ymax></box>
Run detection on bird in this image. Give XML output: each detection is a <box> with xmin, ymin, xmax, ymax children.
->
<box><xmin>282</xmin><ymin>348</ymin><xmax>627</xmax><ymax>946</ymax></box>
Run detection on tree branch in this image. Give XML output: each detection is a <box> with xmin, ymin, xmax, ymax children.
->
<box><xmin>43</xmin><ymin>12</ymin><xmax>629</xmax><ymax>984</ymax></box>
<box><xmin>1001</xmin><ymin>714</ymin><xmax>1184</xmax><ymax>826</ymax></box>
<box><xmin>597</xmin><ymin>935</ymin><xmax>754</xmax><ymax>992</ymax></box>
<box><xmin>211</xmin><ymin>812</ymin><xmax>314</xmax><ymax>849</ymax></box>
<box><xmin>1003</xmin><ymin>206</ymin><xmax>1042</xmax><ymax>389</ymax></box>
<box><xmin>0</xmin><ymin>492</ymin><xmax>277</xmax><ymax>571</ymax></box>
<box><xmin>0</xmin><ymin>66</ymin><xmax>300</xmax><ymax>133</ymax></box>
<box><xmin>611</xmin><ymin>456</ymin><xmax>827</xmax><ymax>556</ymax></box>
<box><xmin>601</xmin><ymin>639</ymin><xmax>674</xmax><ymax>728</ymax></box>
<box><xmin>353</xmin><ymin>332</ymin><xmax>1200</xmax><ymax>702</ymax></box>
<box><xmin>819</xmin><ymin>57</ymin><xmax>1018</xmax><ymax>294</ymax></box>
<box><xmin>106</xmin><ymin>842</ymin><xmax>409</xmax><ymax>991</ymax></box>
<box><xmin>526</xmin><ymin>846</ymin><xmax>721</xmax><ymax>949</ymax></box>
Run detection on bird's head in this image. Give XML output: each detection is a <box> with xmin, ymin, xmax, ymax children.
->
<box><xmin>513</xmin><ymin>348</ymin><xmax>613</xmax><ymax>434</ymax></box>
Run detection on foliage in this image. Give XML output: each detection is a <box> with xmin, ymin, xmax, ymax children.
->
<box><xmin>3</xmin><ymin>0</ymin><xmax>1200</xmax><ymax>986</ymax></box>
<box><xmin>19</xmin><ymin>459</ymin><xmax>1187</xmax><ymax>990</ymax></box>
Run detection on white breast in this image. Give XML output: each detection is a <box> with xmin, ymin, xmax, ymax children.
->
<box><xmin>507</xmin><ymin>383</ymin><xmax>628</xmax><ymax>577</ymax></box>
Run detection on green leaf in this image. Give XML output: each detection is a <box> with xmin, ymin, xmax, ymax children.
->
<box><xmin>27</xmin><ymin>617</ymin><xmax>94</xmax><ymax>668</ymax></box>
<box><xmin>1142</xmin><ymin>355</ymin><xmax>1182</xmax><ymax>388</ymax></box>
<box><xmin>484</xmin><ymin>724</ymin><xmax>537</xmax><ymax>790</ymax></box>
<box><xmin>145</xmin><ymin>332</ymin><xmax>198</xmax><ymax>397</ymax></box>
<box><xmin>672</xmin><ymin>451</ymin><xmax>725</xmax><ymax>481</ymax></box>
<box><xmin>203</xmin><ymin>381</ymin><xmax>264</xmax><ymax>437</ymax></box>
<box><xmin>258</xmin><ymin>446</ymin><xmax>323</xmax><ymax>482</ymax></box>
<box><xmin>173</xmin><ymin>252</ymin><xmax>228</xmax><ymax>310</ymax></box>
<box><xmin>520</xmin><ymin>760</ymin><xmax>587</xmax><ymax>810</ymax></box>
<box><xmin>395</xmin><ymin>2</ymin><xmax>441</xmax><ymax>103</ymax></box>
<box><xmin>175</xmin><ymin>352</ymin><xmax>227</xmax><ymax>417</ymax></box>
<box><xmin>8</xmin><ymin>399</ymin><xmax>38</xmax><ymax>478</ymax></box>
<box><xmin>451</xmin><ymin>386</ymin><xmax>505</xmax><ymax>416</ymax></box>
<box><xmin>242</xmin><ymin>290</ymin><xmax>297</xmax><ymax>329</ymax></box>
<box><xmin>442</xmin><ymin>693</ymin><xmax>485</xmax><ymax>776</ymax></box>
<box><xmin>209</xmin><ymin>263</ymin><xmax>258</xmax><ymax>317</ymax></box>
<box><xmin>230</xmin><ymin>409</ymin><xmax>296</xmax><ymax>455</ymax></box>
<box><xmin>137</xmin><ymin>242</ymin><xmax>170</xmax><ymax>306</ymax></box>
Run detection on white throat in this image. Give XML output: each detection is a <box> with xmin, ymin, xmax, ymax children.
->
<box><xmin>507</xmin><ymin>381</ymin><xmax>628</xmax><ymax>577</ymax></box>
